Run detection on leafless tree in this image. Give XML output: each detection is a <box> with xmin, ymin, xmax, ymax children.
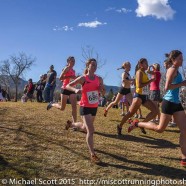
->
<box><xmin>0</xmin><ymin>52</ymin><xmax>36</xmax><ymax>101</ymax></box>
<box><xmin>81</xmin><ymin>45</ymin><xmax>106</xmax><ymax>69</ymax></box>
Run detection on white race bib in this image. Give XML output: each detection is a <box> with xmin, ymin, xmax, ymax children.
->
<box><xmin>87</xmin><ymin>91</ymin><xmax>99</xmax><ymax>104</ymax></box>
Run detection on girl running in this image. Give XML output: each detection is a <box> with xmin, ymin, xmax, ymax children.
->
<box><xmin>128</xmin><ymin>50</ymin><xmax>186</xmax><ymax>166</ymax></box>
<box><xmin>47</xmin><ymin>56</ymin><xmax>77</xmax><ymax>123</ymax></box>
<box><xmin>164</xmin><ymin>59</ymin><xmax>176</xmax><ymax>127</ymax></box>
<box><xmin>104</xmin><ymin>61</ymin><xmax>134</xmax><ymax>117</ymax></box>
<box><xmin>65</xmin><ymin>58</ymin><xmax>105</xmax><ymax>164</ymax></box>
<box><xmin>117</xmin><ymin>58</ymin><xmax>159</xmax><ymax>135</ymax></box>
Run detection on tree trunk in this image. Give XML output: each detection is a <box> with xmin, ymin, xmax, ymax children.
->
<box><xmin>15</xmin><ymin>83</ymin><xmax>18</xmax><ymax>102</ymax></box>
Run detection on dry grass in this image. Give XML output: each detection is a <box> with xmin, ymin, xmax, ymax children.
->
<box><xmin>0</xmin><ymin>102</ymin><xmax>186</xmax><ymax>186</ymax></box>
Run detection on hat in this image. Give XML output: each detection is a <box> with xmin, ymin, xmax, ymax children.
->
<box><xmin>50</xmin><ymin>65</ymin><xmax>54</xmax><ymax>68</ymax></box>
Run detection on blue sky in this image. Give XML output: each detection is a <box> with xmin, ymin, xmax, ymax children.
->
<box><xmin>0</xmin><ymin>0</ymin><xmax>186</xmax><ymax>86</ymax></box>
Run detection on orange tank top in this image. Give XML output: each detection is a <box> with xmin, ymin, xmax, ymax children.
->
<box><xmin>79</xmin><ymin>75</ymin><xmax>100</xmax><ymax>108</ymax></box>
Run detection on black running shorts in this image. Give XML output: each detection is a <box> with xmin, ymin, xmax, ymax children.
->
<box><xmin>80</xmin><ymin>107</ymin><xmax>98</xmax><ymax>116</ymax></box>
<box><xmin>133</xmin><ymin>93</ymin><xmax>149</xmax><ymax>104</ymax></box>
<box><xmin>161</xmin><ymin>99</ymin><xmax>184</xmax><ymax>115</ymax></box>
<box><xmin>61</xmin><ymin>88</ymin><xmax>75</xmax><ymax>96</ymax></box>
<box><xmin>118</xmin><ymin>87</ymin><xmax>131</xmax><ymax>95</ymax></box>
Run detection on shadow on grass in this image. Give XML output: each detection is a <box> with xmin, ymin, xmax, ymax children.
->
<box><xmin>110</xmin><ymin>119</ymin><xmax>122</xmax><ymax>123</ymax></box>
<box><xmin>140</xmin><ymin>135</ymin><xmax>179</xmax><ymax>148</ymax></box>
<box><xmin>160</xmin><ymin>156</ymin><xmax>180</xmax><ymax>161</ymax></box>
<box><xmin>96</xmin><ymin>149</ymin><xmax>186</xmax><ymax>179</ymax></box>
<box><xmin>0</xmin><ymin>125</ymin><xmax>89</xmax><ymax>161</ymax></box>
<box><xmin>95</xmin><ymin>131</ymin><xmax>179</xmax><ymax>149</ymax></box>
<box><xmin>0</xmin><ymin>154</ymin><xmax>52</xmax><ymax>183</ymax></box>
<box><xmin>164</xmin><ymin>129</ymin><xmax>180</xmax><ymax>133</ymax></box>
<box><xmin>0</xmin><ymin>155</ymin><xmax>9</xmax><ymax>169</ymax></box>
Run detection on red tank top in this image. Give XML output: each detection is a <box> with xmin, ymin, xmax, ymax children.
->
<box><xmin>79</xmin><ymin>75</ymin><xmax>100</xmax><ymax>108</ymax></box>
<box><xmin>62</xmin><ymin>68</ymin><xmax>75</xmax><ymax>89</ymax></box>
<box><xmin>150</xmin><ymin>71</ymin><xmax>161</xmax><ymax>91</ymax></box>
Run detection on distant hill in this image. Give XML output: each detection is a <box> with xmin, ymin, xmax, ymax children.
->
<box><xmin>104</xmin><ymin>85</ymin><xmax>119</xmax><ymax>93</ymax></box>
<box><xmin>0</xmin><ymin>75</ymin><xmax>29</xmax><ymax>92</ymax></box>
<box><xmin>0</xmin><ymin>76</ymin><xmax>119</xmax><ymax>94</ymax></box>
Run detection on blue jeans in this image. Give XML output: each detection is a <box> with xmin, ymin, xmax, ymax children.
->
<box><xmin>44</xmin><ymin>84</ymin><xmax>56</xmax><ymax>102</ymax></box>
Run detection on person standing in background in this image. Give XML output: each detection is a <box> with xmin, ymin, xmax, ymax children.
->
<box><xmin>36</xmin><ymin>75</ymin><xmax>44</xmax><ymax>102</ymax></box>
<box><xmin>149</xmin><ymin>63</ymin><xmax>161</xmax><ymax>122</ymax></box>
<box><xmin>44</xmin><ymin>65</ymin><xmax>57</xmax><ymax>102</ymax></box>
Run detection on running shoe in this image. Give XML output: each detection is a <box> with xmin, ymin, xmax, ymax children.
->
<box><xmin>168</xmin><ymin>122</ymin><xmax>177</xmax><ymax>127</ymax></box>
<box><xmin>47</xmin><ymin>101</ymin><xmax>53</xmax><ymax>110</ymax></box>
<box><xmin>180</xmin><ymin>159</ymin><xmax>186</xmax><ymax>166</ymax></box>
<box><xmin>117</xmin><ymin>124</ymin><xmax>122</xmax><ymax>136</ymax></box>
<box><xmin>65</xmin><ymin>120</ymin><xmax>72</xmax><ymax>130</ymax></box>
<box><xmin>128</xmin><ymin>118</ymin><xmax>133</xmax><ymax>124</ymax></box>
<box><xmin>140</xmin><ymin>128</ymin><xmax>147</xmax><ymax>134</ymax></box>
<box><xmin>138</xmin><ymin>115</ymin><xmax>144</xmax><ymax>119</ymax></box>
<box><xmin>91</xmin><ymin>154</ymin><xmax>101</xmax><ymax>164</ymax></box>
<box><xmin>128</xmin><ymin>119</ymin><xmax>139</xmax><ymax>133</ymax></box>
<box><xmin>104</xmin><ymin>109</ymin><xmax>108</xmax><ymax>117</ymax></box>
<box><xmin>72</xmin><ymin>127</ymin><xmax>78</xmax><ymax>131</ymax></box>
<box><xmin>134</xmin><ymin>114</ymin><xmax>138</xmax><ymax>118</ymax></box>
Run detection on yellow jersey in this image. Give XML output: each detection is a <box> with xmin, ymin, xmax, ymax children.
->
<box><xmin>135</xmin><ymin>70</ymin><xmax>149</xmax><ymax>95</ymax></box>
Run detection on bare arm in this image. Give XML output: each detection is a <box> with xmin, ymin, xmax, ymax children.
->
<box><xmin>147</xmin><ymin>65</ymin><xmax>156</xmax><ymax>75</ymax></box>
<box><xmin>66</xmin><ymin>76</ymin><xmax>85</xmax><ymax>94</ymax></box>
<box><xmin>59</xmin><ymin>67</ymin><xmax>76</xmax><ymax>81</ymax></box>
<box><xmin>165</xmin><ymin>68</ymin><xmax>186</xmax><ymax>91</ymax></box>
<box><xmin>99</xmin><ymin>77</ymin><xmax>106</xmax><ymax>96</ymax></box>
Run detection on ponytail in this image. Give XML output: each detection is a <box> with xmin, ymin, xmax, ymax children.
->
<box><xmin>84</xmin><ymin>68</ymin><xmax>88</xmax><ymax>75</ymax></box>
<box><xmin>165</xmin><ymin>50</ymin><xmax>182</xmax><ymax>64</ymax></box>
<box><xmin>135</xmin><ymin>64</ymin><xmax>139</xmax><ymax>74</ymax></box>
<box><xmin>122</xmin><ymin>61</ymin><xmax>130</xmax><ymax>69</ymax></box>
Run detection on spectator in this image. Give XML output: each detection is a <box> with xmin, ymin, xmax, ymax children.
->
<box><xmin>44</xmin><ymin>65</ymin><xmax>57</xmax><ymax>102</ymax></box>
<box><xmin>26</xmin><ymin>79</ymin><xmax>35</xmax><ymax>102</ymax></box>
<box><xmin>0</xmin><ymin>85</ymin><xmax>5</xmax><ymax>101</ymax></box>
<box><xmin>36</xmin><ymin>75</ymin><xmax>45</xmax><ymax>102</ymax></box>
<box><xmin>149</xmin><ymin>63</ymin><xmax>161</xmax><ymax>122</ymax></box>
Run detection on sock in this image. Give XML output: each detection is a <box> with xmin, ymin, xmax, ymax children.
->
<box><xmin>135</xmin><ymin>122</ymin><xmax>139</xmax><ymax>127</ymax></box>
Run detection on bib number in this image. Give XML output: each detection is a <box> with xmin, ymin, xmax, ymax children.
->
<box><xmin>87</xmin><ymin>91</ymin><xmax>99</xmax><ymax>104</ymax></box>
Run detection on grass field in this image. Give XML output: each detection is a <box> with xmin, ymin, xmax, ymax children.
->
<box><xmin>0</xmin><ymin>102</ymin><xmax>186</xmax><ymax>186</ymax></box>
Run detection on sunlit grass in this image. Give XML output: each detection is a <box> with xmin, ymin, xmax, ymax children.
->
<box><xmin>0</xmin><ymin>102</ymin><xmax>185</xmax><ymax>186</ymax></box>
